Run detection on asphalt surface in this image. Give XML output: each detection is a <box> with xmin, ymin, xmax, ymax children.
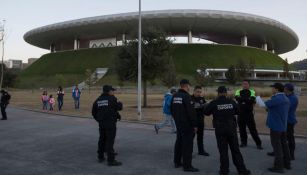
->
<box><xmin>0</xmin><ymin>108</ymin><xmax>306</xmax><ymax>175</ymax></box>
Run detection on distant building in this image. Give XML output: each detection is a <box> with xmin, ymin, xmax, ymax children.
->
<box><xmin>22</xmin><ymin>63</ymin><xmax>29</xmax><ymax>69</ymax></box>
<box><xmin>198</xmin><ymin>68</ymin><xmax>306</xmax><ymax>81</ymax></box>
<box><xmin>28</xmin><ymin>58</ymin><xmax>38</xmax><ymax>65</ymax></box>
<box><xmin>4</xmin><ymin>59</ymin><xmax>23</xmax><ymax>69</ymax></box>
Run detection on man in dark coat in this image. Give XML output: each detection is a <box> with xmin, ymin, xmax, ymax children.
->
<box><xmin>1</xmin><ymin>90</ymin><xmax>11</xmax><ymax>120</ymax></box>
<box><xmin>92</xmin><ymin>85</ymin><xmax>123</xmax><ymax>166</ymax></box>
<box><xmin>171</xmin><ymin>79</ymin><xmax>198</xmax><ymax>172</ymax></box>
<box><xmin>204</xmin><ymin>86</ymin><xmax>251</xmax><ymax>175</ymax></box>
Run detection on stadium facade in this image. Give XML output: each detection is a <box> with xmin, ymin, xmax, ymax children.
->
<box><xmin>24</xmin><ymin>9</ymin><xmax>298</xmax><ymax>54</ymax></box>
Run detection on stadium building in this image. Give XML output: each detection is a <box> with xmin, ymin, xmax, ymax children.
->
<box><xmin>21</xmin><ymin>10</ymin><xmax>304</xmax><ymax>87</ymax></box>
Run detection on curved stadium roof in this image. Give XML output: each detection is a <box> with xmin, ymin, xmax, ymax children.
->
<box><xmin>24</xmin><ymin>9</ymin><xmax>299</xmax><ymax>54</ymax></box>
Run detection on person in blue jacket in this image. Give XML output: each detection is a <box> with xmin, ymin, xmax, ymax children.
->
<box><xmin>284</xmin><ymin>83</ymin><xmax>298</xmax><ymax>160</ymax></box>
<box><xmin>265</xmin><ymin>83</ymin><xmax>291</xmax><ymax>173</ymax></box>
<box><xmin>154</xmin><ymin>88</ymin><xmax>177</xmax><ymax>133</ymax></box>
<box><xmin>72</xmin><ymin>85</ymin><xmax>81</xmax><ymax>109</ymax></box>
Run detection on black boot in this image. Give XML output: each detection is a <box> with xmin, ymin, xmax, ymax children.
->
<box><xmin>267</xmin><ymin>151</ymin><xmax>275</xmax><ymax>156</ymax></box>
<box><xmin>198</xmin><ymin>151</ymin><xmax>210</xmax><ymax>156</ymax></box>
<box><xmin>240</xmin><ymin>143</ymin><xmax>247</xmax><ymax>148</ymax></box>
<box><xmin>239</xmin><ymin>169</ymin><xmax>251</xmax><ymax>175</ymax></box>
<box><xmin>183</xmin><ymin>166</ymin><xmax>199</xmax><ymax>172</ymax></box>
<box><xmin>268</xmin><ymin>167</ymin><xmax>284</xmax><ymax>173</ymax></box>
<box><xmin>108</xmin><ymin>160</ymin><xmax>122</xmax><ymax>166</ymax></box>
<box><xmin>97</xmin><ymin>156</ymin><xmax>105</xmax><ymax>163</ymax></box>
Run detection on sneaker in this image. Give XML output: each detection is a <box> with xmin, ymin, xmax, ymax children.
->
<box><xmin>268</xmin><ymin>167</ymin><xmax>284</xmax><ymax>173</ymax></box>
<box><xmin>154</xmin><ymin>124</ymin><xmax>159</xmax><ymax>134</ymax></box>
<box><xmin>108</xmin><ymin>160</ymin><xmax>122</xmax><ymax>166</ymax></box>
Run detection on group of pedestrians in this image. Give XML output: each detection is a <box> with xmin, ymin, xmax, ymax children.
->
<box><xmin>40</xmin><ymin>84</ymin><xmax>83</xmax><ymax>111</ymax></box>
<box><xmin>168</xmin><ymin>79</ymin><xmax>251</xmax><ymax>174</ymax></box>
<box><xmin>41</xmin><ymin>86</ymin><xmax>64</xmax><ymax>111</ymax></box>
<box><xmin>151</xmin><ymin>79</ymin><xmax>298</xmax><ymax>174</ymax></box>
<box><xmin>259</xmin><ymin>82</ymin><xmax>298</xmax><ymax>173</ymax></box>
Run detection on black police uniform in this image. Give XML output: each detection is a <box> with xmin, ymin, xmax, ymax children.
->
<box><xmin>235</xmin><ymin>89</ymin><xmax>262</xmax><ymax>147</ymax></box>
<box><xmin>1</xmin><ymin>90</ymin><xmax>11</xmax><ymax>120</ymax></box>
<box><xmin>191</xmin><ymin>95</ymin><xmax>208</xmax><ymax>155</ymax></box>
<box><xmin>171</xmin><ymin>89</ymin><xmax>197</xmax><ymax>170</ymax></box>
<box><xmin>204</xmin><ymin>95</ymin><xmax>250</xmax><ymax>175</ymax></box>
<box><xmin>92</xmin><ymin>93</ymin><xmax>122</xmax><ymax>163</ymax></box>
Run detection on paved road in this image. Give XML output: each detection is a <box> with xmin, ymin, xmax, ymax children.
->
<box><xmin>0</xmin><ymin>108</ymin><xmax>306</xmax><ymax>175</ymax></box>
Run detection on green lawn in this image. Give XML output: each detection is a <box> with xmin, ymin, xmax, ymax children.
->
<box><xmin>17</xmin><ymin>44</ymin><xmax>285</xmax><ymax>88</ymax></box>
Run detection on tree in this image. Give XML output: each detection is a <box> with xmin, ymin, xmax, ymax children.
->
<box><xmin>0</xmin><ymin>64</ymin><xmax>19</xmax><ymax>88</ymax></box>
<box><xmin>248</xmin><ymin>58</ymin><xmax>256</xmax><ymax>71</ymax></box>
<box><xmin>115</xmin><ymin>27</ymin><xmax>172</xmax><ymax>107</ymax></box>
<box><xmin>55</xmin><ymin>74</ymin><xmax>65</xmax><ymax>87</ymax></box>
<box><xmin>226</xmin><ymin>65</ymin><xmax>238</xmax><ymax>84</ymax></box>
<box><xmin>161</xmin><ymin>57</ymin><xmax>177</xmax><ymax>88</ymax></box>
<box><xmin>236</xmin><ymin>59</ymin><xmax>249</xmax><ymax>81</ymax></box>
<box><xmin>85</xmin><ymin>69</ymin><xmax>94</xmax><ymax>94</ymax></box>
<box><xmin>194</xmin><ymin>65</ymin><xmax>215</xmax><ymax>87</ymax></box>
<box><xmin>283</xmin><ymin>58</ymin><xmax>290</xmax><ymax>79</ymax></box>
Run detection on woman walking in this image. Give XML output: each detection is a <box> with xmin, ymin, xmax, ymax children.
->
<box><xmin>57</xmin><ymin>86</ymin><xmax>65</xmax><ymax>111</ymax></box>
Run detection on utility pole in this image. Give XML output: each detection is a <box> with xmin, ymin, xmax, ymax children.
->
<box><xmin>0</xmin><ymin>20</ymin><xmax>5</xmax><ymax>89</ymax></box>
<box><xmin>137</xmin><ymin>0</ymin><xmax>142</xmax><ymax>120</ymax></box>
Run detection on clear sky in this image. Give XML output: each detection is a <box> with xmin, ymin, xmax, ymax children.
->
<box><xmin>1</xmin><ymin>0</ymin><xmax>306</xmax><ymax>63</ymax></box>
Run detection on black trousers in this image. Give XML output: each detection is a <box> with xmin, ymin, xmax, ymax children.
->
<box><xmin>196</xmin><ymin>120</ymin><xmax>205</xmax><ymax>153</ymax></box>
<box><xmin>174</xmin><ymin>128</ymin><xmax>194</xmax><ymax>169</ymax></box>
<box><xmin>287</xmin><ymin>123</ymin><xmax>295</xmax><ymax>159</ymax></box>
<box><xmin>238</xmin><ymin>112</ymin><xmax>262</xmax><ymax>146</ymax></box>
<box><xmin>57</xmin><ymin>98</ymin><xmax>64</xmax><ymax>111</ymax></box>
<box><xmin>215</xmin><ymin>125</ymin><xmax>248</xmax><ymax>174</ymax></box>
<box><xmin>270</xmin><ymin>130</ymin><xmax>291</xmax><ymax>169</ymax></box>
<box><xmin>1</xmin><ymin>103</ymin><xmax>7</xmax><ymax>119</ymax></box>
<box><xmin>98</xmin><ymin>122</ymin><xmax>116</xmax><ymax>162</ymax></box>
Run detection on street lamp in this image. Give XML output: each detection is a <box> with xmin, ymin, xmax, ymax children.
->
<box><xmin>0</xmin><ymin>20</ymin><xmax>5</xmax><ymax>89</ymax></box>
<box><xmin>137</xmin><ymin>0</ymin><xmax>142</xmax><ymax>120</ymax></box>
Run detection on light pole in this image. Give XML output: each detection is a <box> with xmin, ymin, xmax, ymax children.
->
<box><xmin>0</xmin><ymin>20</ymin><xmax>5</xmax><ymax>90</ymax></box>
<box><xmin>137</xmin><ymin>0</ymin><xmax>142</xmax><ymax>120</ymax></box>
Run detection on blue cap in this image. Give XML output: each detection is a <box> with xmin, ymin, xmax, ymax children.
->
<box><xmin>284</xmin><ymin>83</ymin><xmax>294</xmax><ymax>92</ymax></box>
<box><xmin>270</xmin><ymin>83</ymin><xmax>284</xmax><ymax>92</ymax></box>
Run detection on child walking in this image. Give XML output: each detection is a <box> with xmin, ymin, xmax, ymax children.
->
<box><xmin>41</xmin><ymin>91</ymin><xmax>49</xmax><ymax>110</ymax></box>
<box><xmin>49</xmin><ymin>95</ymin><xmax>55</xmax><ymax>111</ymax></box>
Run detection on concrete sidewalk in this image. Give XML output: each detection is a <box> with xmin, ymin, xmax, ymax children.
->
<box><xmin>0</xmin><ymin>108</ymin><xmax>306</xmax><ymax>175</ymax></box>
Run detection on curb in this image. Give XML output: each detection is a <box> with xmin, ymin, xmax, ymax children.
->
<box><xmin>10</xmin><ymin>106</ymin><xmax>307</xmax><ymax>139</ymax></box>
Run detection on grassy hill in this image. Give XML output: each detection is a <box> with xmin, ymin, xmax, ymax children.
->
<box><xmin>17</xmin><ymin>44</ymin><xmax>285</xmax><ymax>88</ymax></box>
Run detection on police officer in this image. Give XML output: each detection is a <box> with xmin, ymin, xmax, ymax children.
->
<box><xmin>235</xmin><ymin>80</ymin><xmax>262</xmax><ymax>149</ymax></box>
<box><xmin>171</xmin><ymin>79</ymin><xmax>198</xmax><ymax>172</ymax></box>
<box><xmin>204</xmin><ymin>86</ymin><xmax>251</xmax><ymax>175</ymax></box>
<box><xmin>1</xmin><ymin>90</ymin><xmax>11</xmax><ymax>120</ymax></box>
<box><xmin>191</xmin><ymin>85</ymin><xmax>209</xmax><ymax>156</ymax></box>
<box><xmin>92</xmin><ymin>85</ymin><xmax>123</xmax><ymax>166</ymax></box>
